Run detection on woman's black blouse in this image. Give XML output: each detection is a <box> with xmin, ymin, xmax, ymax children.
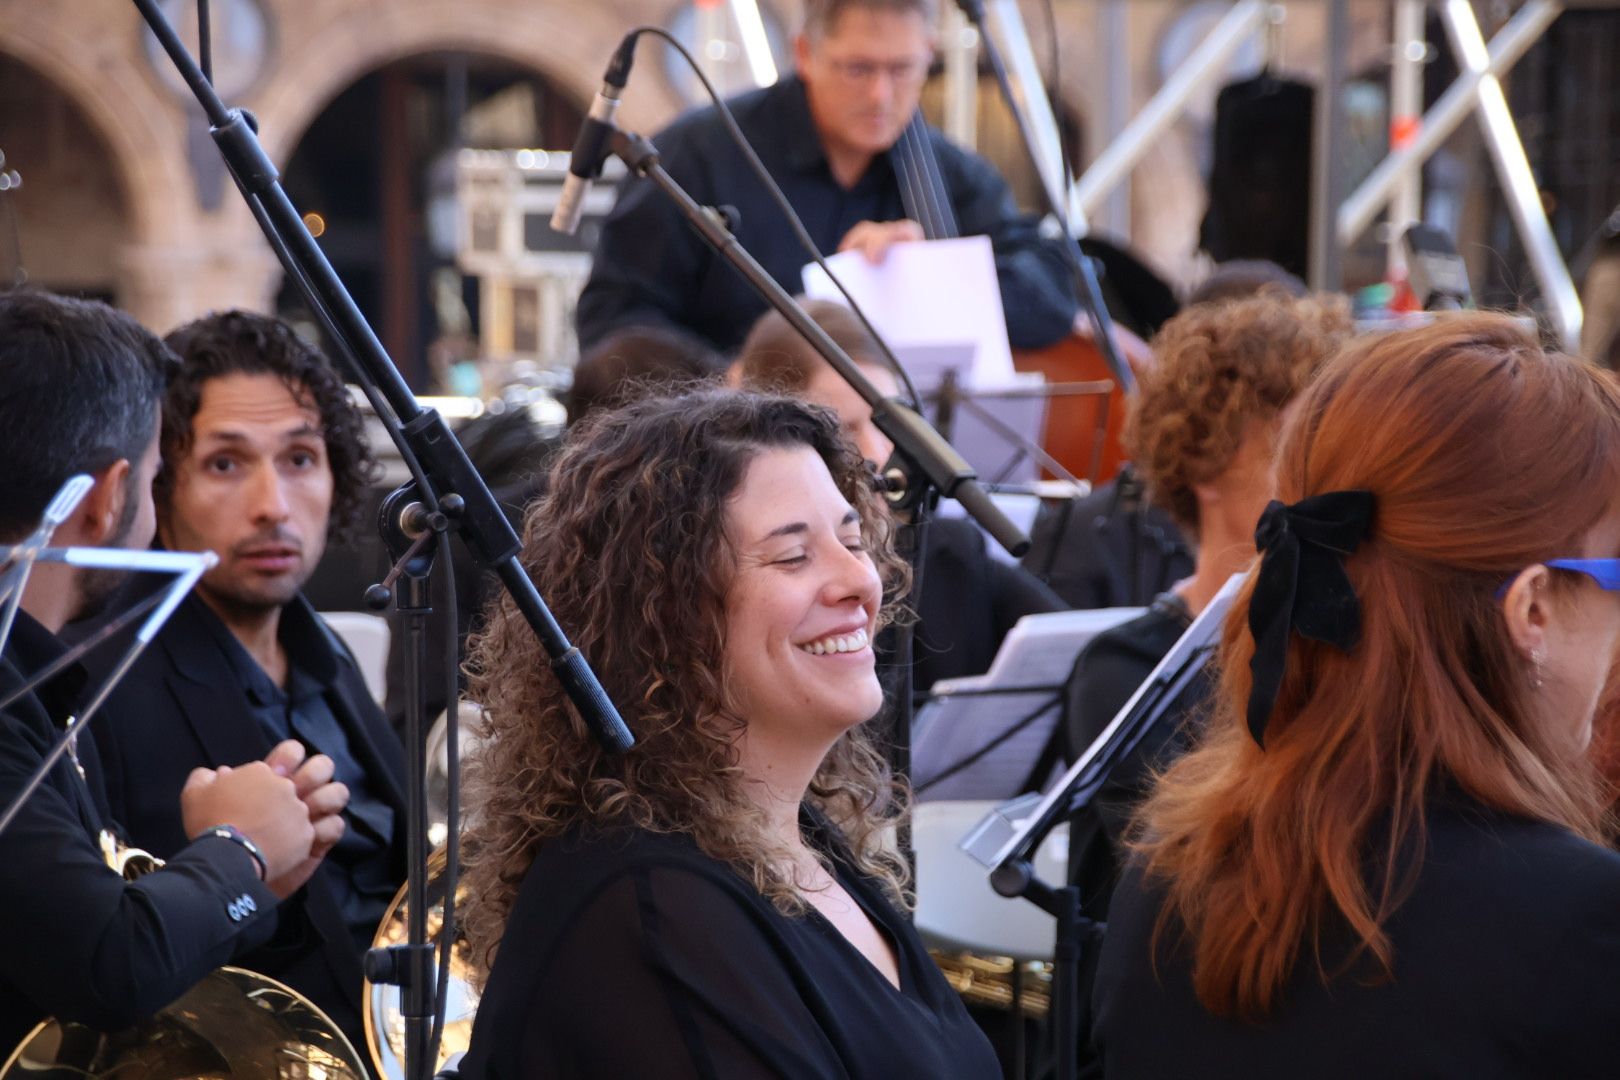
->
<box><xmin>1090</xmin><ymin>798</ymin><xmax>1620</xmax><ymax>1079</ymax></box>
<box><xmin>459</xmin><ymin>814</ymin><xmax>1000</xmax><ymax>1079</ymax></box>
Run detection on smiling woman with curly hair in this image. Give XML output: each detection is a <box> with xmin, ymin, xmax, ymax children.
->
<box><xmin>456</xmin><ymin>387</ymin><xmax>999</xmax><ymax>1080</ymax></box>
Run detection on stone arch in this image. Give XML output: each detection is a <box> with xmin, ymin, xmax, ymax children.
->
<box><xmin>252</xmin><ymin>0</ymin><xmax>663</xmax><ymax>167</ymax></box>
<box><xmin>0</xmin><ymin>11</ymin><xmax>193</xmax><ymax>248</ymax></box>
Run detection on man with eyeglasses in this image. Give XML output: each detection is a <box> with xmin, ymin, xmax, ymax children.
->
<box><xmin>575</xmin><ymin>0</ymin><xmax>1079</xmax><ymax>357</ymax></box>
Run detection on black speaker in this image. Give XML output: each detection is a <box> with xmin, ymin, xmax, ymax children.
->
<box><xmin>1199</xmin><ymin>74</ymin><xmax>1315</xmax><ymax>281</ymax></box>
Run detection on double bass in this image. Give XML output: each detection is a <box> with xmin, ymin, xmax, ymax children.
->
<box><xmin>891</xmin><ymin>115</ymin><xmax>1169</xmax><ymax>485</ymax></box>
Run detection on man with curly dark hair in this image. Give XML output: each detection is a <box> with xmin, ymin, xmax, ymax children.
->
<box><xmin>82</xmin><ymin>310</ymin><xmax>404</xmax><ymax>1059</ymax></box>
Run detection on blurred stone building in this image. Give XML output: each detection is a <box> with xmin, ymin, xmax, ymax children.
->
<box><xmin>1</xmin><ymin>0</ymin><xmax>1613</xmax><ymax>381</ymax></box>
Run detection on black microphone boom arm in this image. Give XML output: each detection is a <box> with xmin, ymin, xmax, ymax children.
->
<box><xmin>599</xmin><ymin>128</ymin><xmax>1031</xmax><ymax>558</ymax></box>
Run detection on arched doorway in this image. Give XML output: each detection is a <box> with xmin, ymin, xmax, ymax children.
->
<box><xmin>0</xmin><ymin>54</ymin><xmax>133</xmax><ymax>304</ymax></box>
<box><xmin>277</xmin><ymin>52</ymin><xmax>585</xmax><ymax>390</ymax></box>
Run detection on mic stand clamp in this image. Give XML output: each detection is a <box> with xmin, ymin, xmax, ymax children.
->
<box><xmin>364</xmin><ymin>482</ymin><xmax>450</xmax><ymax>1080</ymax></box>
<box><xmin>989</xmin><ymin>858</ymin><xmax>1099</xmax><ymax>1080</ymax></box>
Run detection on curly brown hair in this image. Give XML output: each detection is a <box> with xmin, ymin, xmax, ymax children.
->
<box><xmin>1127</xmin><ymin>292</ymin><xmax>1353</xmax><ymax>536</ymax></box>
<box><xmin>459</xmin><ymin>388</ymin><xmax>912</xmax><ymax>983</ymax></box>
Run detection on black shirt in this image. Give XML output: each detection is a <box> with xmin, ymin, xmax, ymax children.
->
<box><xmin>1091</xmin><ymin>798</ymin><xmax>1620</xmax><ymax>1078</ymax></box>
<box><xmin>1021</xmin><ymin>477</ymin><xmax>1193</xmax><ymax>610</ymax></box>
<box><xmin>575</xmin><ymin>77</ymin><xmax>1079</xmax><ymax>355</ymax></box>
<box><xmin>460</xmin><ymin>812</ymin><xmax>1000</xmax><ymax>1079</ymax></box>
<box><xmin>199</xmin><ymin>596</ymin><xmax>397</xmax><ymax>953</ymax></box>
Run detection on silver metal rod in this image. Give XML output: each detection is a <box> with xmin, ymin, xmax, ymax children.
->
<box><xmin>1338</xmin><ymin>0</ymin><xmax>1561</xmax><ymax>245</ymax></box>
<box><xmin>943</xmin><ymin>3</ymin><xmax>979</xmax><ymax>147</ymax></box>
<box><xmin>1074</xmin><ymin>0</ymin><xmax>1267</xmax><ymax>223</ymax></box>
<box><xmin>1099</xmin><ymin>0</ymin><xmax>1131</xmax><ymax>236</ymax></box>
<box><xmin>729</xmin><ymin>0</ymin><xmax>779</xmax><ymax>87</ymax></box>
<box><xmin>1309</xmin><ymin>0</ymin><xmax>1351</xmax><ymax>290</ymax></box>
<box><xmin>984</xmin><ymin>0</ymin><xmax>1087</xmax><ymax>233</ymax></box>
<box><xmin>1438</xmin><ymin>0</ymin><xmax>1582</xmax><ymax>350</ymax></box>
<box><xmin>1387</xmin><ymin>0</ymin><xmax>1427</xmax><ymax>274</ymax></box>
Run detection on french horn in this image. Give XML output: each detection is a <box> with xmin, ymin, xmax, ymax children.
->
<box><xmin>2</xmin><ymin>832</ymin><xmax>368</xmax><ymax>1080</ymax></box>
<box><xmin>363</xmin><ymin>846</ymin><xmax>479</xmax><ymax>1080</ymax></box>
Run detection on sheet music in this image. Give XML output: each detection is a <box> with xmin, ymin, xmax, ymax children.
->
<box><xmin>801</xmin><ymin>238</ymin><xmax>1049</xmax><ymax>484</ymax></box>
<box><xmin>911</xmin><ymin>607</ymin><xmax>1143</xmax><ymax>801</ymax></box>
<box><xmin>801</xmin><ymin>236</ymin><xmax>1016</xmax><ymax>385</ymax></box>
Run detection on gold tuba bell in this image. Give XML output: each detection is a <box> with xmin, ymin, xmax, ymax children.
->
<box><xmin>1</xmin><ymin>831</ymin><xmax>370</xmax><ymax>1080</ymax></box>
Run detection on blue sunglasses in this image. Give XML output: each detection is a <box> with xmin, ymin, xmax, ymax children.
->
<box><xmin>1545</xmin><ymin>558</ymin><xmax>1620</xmax><ymax>591</ymax></box>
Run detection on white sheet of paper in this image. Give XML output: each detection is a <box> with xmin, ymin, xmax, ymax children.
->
<box><xmin>801</xmin><ymin>235</ymin><xmax>1017</xmax><ymax>386</ymax></box>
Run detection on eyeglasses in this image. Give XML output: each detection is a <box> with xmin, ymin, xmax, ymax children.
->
<box><xmin>1495</xmin><ymin>558</ymin><xmax>1620</xmax><ymax>599</ymax></box>
<box><xmin>823</xmin><ymin>57</ymin><xmax>930</xmax><ymax>87</ymax></box>
<box><xmin>1545</xmin><ymin>558</ymin><xmax>1620</xmax><ymax>591</ymax></box>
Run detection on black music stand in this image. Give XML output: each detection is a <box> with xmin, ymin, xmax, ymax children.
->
<box><xmin>958</xmin><ymin>572</ymin><xmax>1243</xmax><ymax>1080</ymax></box>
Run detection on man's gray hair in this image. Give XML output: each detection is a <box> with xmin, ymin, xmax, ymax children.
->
<box><xmin>800</xmin><ymin>0</ymin><xmax>938</xmax><ymax>39</ymax></box>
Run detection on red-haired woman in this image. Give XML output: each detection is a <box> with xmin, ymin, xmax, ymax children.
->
<box><xmin>1089</xmin><ymin>313</ymin><xmax>1620</xmax><ymax>1076</ymax></box>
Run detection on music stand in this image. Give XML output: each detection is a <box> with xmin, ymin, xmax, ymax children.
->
<box><xmin>912</xmin><ymin>607</ymin><xmax>1142</xmax><ymax>801</ymax></box>
<box><xmin>930</xmin><ymin>372</ymin><xmax>1114</xmax><ymax>487</ymax></box>
<box><xmin>957</xmin><ymin>572</ymin><xmax>1244</xmax><ymax>1080</ymax></box>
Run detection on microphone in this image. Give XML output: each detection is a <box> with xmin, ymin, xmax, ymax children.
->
<box><xmin>551</xmin><ymin>33</ymin><xmax>639</xmax><ymax>236</ymax></box>
<box><xmin>1402</xmin><ymin>224</ymin><xmax>1473</xmax><ymax>312</ymax></box>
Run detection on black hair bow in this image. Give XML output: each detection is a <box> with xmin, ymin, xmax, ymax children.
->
<box><xmin>1245</xmin><ymin>490</ymin><xmax>1376</xmax><ymax>746</ymax></box>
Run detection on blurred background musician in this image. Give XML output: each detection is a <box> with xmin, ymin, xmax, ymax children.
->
<box><xmin>1091</xmin><ymin>313</ymin><xmax>1620</xmax><ymax>1076</ymax></box>
<box><xmin>574</xmin><ymin>0</ymin><xmax>1077</xmax><ymax>357</ymax></box>
<box><xmin>0</xmin><ymin>289</ymin><xmax>342</xmax><ymax>1049</ymax></box>
<box><xmin>1021</xmin><ymin>260</ymin><xmax>1312</xmax><ymax>612</ymax></box>
<box><xmin>456</xmin><ymin>389</ymin><xmax>999</xmax><ymax>1078</ymax></box>
<box><xmin>81</xmin><ymin>311</ymin><xmax>402</xmax><ymax>1057</ymax></box>
<box><xmin>1061</xmin><ymin>289</ymin><xmax>1351</xmax><ymax>1061</ymax></box>
<box><xmin>732</xmin><ymin>298</ymin><xmax>1065</xmax><ymax>695</ymax></box>
<box><xmin>566</xmin><ymin>324</ymin><xmax>725</xmax><ymax>427</ymax></box>
<box><xmin>1065</xmin><ymin>289</ymin><xmax>1352</xmax><ymax>763</ymax></box>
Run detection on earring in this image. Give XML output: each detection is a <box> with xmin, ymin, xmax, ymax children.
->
<box><xmin>1530</xmin><ymin>649</ymin><xmax>1546</xmax><ymax>690</ymax></box>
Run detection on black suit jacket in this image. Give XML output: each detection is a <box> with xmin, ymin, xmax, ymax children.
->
<box><xmin>0</xmin><ymin>611</ymin><xmax>275</xmax><ymax>1052</ymax></box>
<box><xmin>1090</xmin><ymin>797</ymin><xmax>1620</xmax><ymax>1078</ymax></box>
<box><xmin>85</xmin><ymin>592</ymin><xmax>407</xmax><ymax>1058</ymax></box>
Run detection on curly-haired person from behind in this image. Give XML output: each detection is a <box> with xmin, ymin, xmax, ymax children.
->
<box><xmin>1063</xmin><ymin>292</ymin><xmax>1351</xmax><ymax>912</ymax></box>
<box><xmin>456</xmin><ymin>389</ymin><xmax>1000</xmax><ymax>1079</ymax></box>
<box><xmin>1066</xmin><ymin>290</ymin><xmax>1353</xmax><ymax>750</ymax></box>
<box><xmin>1090</xmin><ymin>312</ymin><xmax>1620</xmax><ymax>1077</ymax></box>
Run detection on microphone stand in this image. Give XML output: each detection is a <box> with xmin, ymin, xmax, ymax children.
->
<box><xmin>133</xmin><ymin>5</ymin><xmax>632</xmax><ymax>1079</ymax></box>
<box><xmin>954</xmin><ymin>0</ymin><xmax>1136</xmax><ymax>395</ymax></box>
<box><xmin>575</xmin><ymin>117</ymin><xmax>1031</xmax><ymax>844</ymax></box>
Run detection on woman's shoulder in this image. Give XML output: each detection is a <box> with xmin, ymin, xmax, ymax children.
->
<box><xmin>525</xmin><ymin>823</ymin><xmax>754</xmax><ymax>900</ymax></box>
<box><xmin>1424</xmin><ymin>798</ymin><xmax>1620</xmax><ymax>897</ymax></box>
<box><xmin>1078</xmin><ymin>595</ymin><xmax>1191</xmax><ymax>670</ymax></box>
<box><xmin>493</xmin><ymin>825</ymin><xmax>779</xmax><ymax>976</ymax></box>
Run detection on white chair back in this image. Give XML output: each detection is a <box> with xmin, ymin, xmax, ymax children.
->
<box><xmin>319</xmin><ymin>611</ymin><xmax>391</xmax><ymax>705</ymax></box>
